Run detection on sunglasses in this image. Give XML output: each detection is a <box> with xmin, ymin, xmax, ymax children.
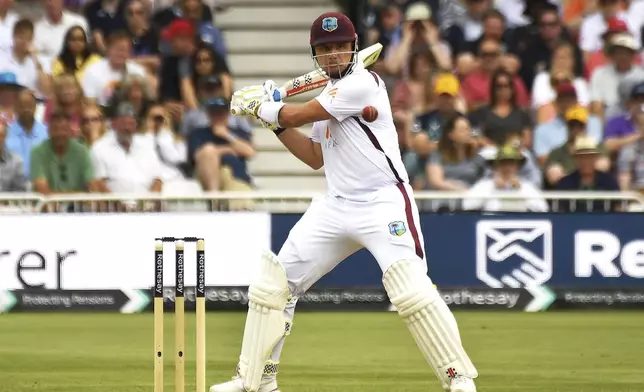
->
<box><xmin>539</xmin><ymin>20</ymin><xmax>559</xmax><ymax>28</ymax></box>
<box><xmin>69</xmin><ymin>35</ymin><xmax>85</xmax><ymax>42</ymax></box>
<box><xmin>495</xmin><ymin>82</ymin><xmax>511</xmax><ymax>88</ymax></box>
<box><xmin>128</xmin><ymin>8</ymin><xmax>145</xmax><ymax>15</ymax></box>
<box><xmin>196</xmin><ymin>57</ymin><xmax>212</xmax><ymax>63</ymax></box>
<box><xmin>481</xmin><ymin>51</ymin><xmax>500</xmax><ymax>57</ymax></box>
<box><xmin>82</xmin><ymin>116</ymin><xmax>101</xmax><ymax>124</ymax></box>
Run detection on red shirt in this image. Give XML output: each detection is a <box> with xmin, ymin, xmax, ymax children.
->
<box><xmin>461</xmin><ymin>70</ymin><xmax>530</xmax><ymax>109</ymax></box>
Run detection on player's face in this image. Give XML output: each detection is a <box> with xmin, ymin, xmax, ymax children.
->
<box><xmin>314</xmin><ymin>41</ymin><xmax>354</xmax><ymax>78</ymax></box>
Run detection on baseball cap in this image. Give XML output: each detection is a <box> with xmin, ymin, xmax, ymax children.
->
<box><xmin>556</xmin><ymin>82</ymin><xmax>577</xmax><ymax>98</ymax></box>
<box><xmin>434</xmin><ymin>73</ymin><xmax>459</xmax><ymax>96</ymax></box>
<box><xmin>161</xmin><ymin>19</ymin><xmax>195</xmax><ymax>41</ymax></box>
<box><xmin>204</xmin><ymin>97</ymin><xmax>229</xmax><ymax>112</ymax></box>
<box><xmin>573</xmin><ymin>136</ymin><xmax>600</xmax><ymax>155</ymax></box>
<box><xmin>565</xmin><ymin>105</ymin><xmax>589</xmax><ymax>124</ymax></box>
<box><xmin>630</xmin><ymin>81</ymin><xmax>644</xmax><ymax>98</ymax></box>
<box><xmin>405</xmin><ymin>2</ymin><xmax>432</xmax><ymax>21</ymax></box>
<box><xmin>602</xmin><ymin>17</ymin><xmax>629</xmax><ymax>38</ymax></box>
<box><xmin>610</xmin><ymin>33</ymin><xmax>638</xmax><ymax>51</ymax></box>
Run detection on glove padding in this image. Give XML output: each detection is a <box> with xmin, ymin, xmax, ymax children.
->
<box><xmin>231</xmin><ymin>82</ymin><xmax>281</xmax><ymax>131</ymax></box>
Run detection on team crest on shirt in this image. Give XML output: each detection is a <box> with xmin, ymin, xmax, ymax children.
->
<box><xmin>322</xmin><ymin>17</ymin><xmax>338</xmax><ymax>32</ymax></box>
<box><xmin>323</xmin><ymin>126</ymin><xmax>338</xmax><ymax>149</ymax></box>
<box><xmin>388</xmin><ymin>221</ymin><xmax>407</xmax><ymax>236</ymax></box>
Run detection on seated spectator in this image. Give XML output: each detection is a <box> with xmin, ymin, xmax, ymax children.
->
<box><xmin>463</xmin><ymin>144</ymin><xmax>549</xmax><ymax>212</ymax></box>
<box><xmin>556</xmin><ymin>136</ymin><xmax>621</xmax><ymax>212</ymax></box>
<box><xmin>604</xmin><ymin>81</ymin><xmax>644</xmax><ymax>157</ymax></box>
<box><xmin>532</xmin><ymin>41</ymin><xmax>590</xmax><ymax>124</ymax></box>
<box><xmin>392</xmin><ymin>50</ymin><xmax>438</xmax><ymax>116</ymax></box>
<box><xmin>190</xmin><ymin>40</ymin><xmax>232</xmax><ymax>99</ymax></box>
<box><xmin>125</xmin><ymin>0</ymin><xmax>161</xmax><ymax>73</ymax></box>
<box><xmin>141</xmin><ymin>103</ymin><xmax>187</xmax><ymax>181</ymax></box>
<box><xmin>33</xmin><ymin>0</ymin><xmax>89</xmax><ymax>64</ymax></box>
<box><xmin>91</xmin><ymin>102</ymin><xmax>164</xmax><ymax>193</ymax></box>
<box><xmin>78</xmin><ymin>102</ymin><xmax>106</xmax><ymax>146</ymax></box>
<box><xmin>6</xmin><ymin>89</ymin><xmax>48</xmax><ymax>179</ymax></box>
<box><xmin>187</xmin><ymin>96</ymin><xmax>254</xmax><ymax>192</ymax></box>
<box><xmin>605</xmin><ymin>72</ymin><xmax>644</xmax><ymax>118</ymax></box>
<box><xmin>478</xmin><ymin>134</ymin><xmax>543</xmax><ymax>188</ymax></box>
<box><xmin>363</xmin><ymin>1</ymin><xmax>402</xmax><ymax>62</ymax></box>
<box><xmin>83</xmin><ymin>0</ymin><xmax>127</xmax><ymax>55</ymax></box>
<box><xmin>469</xmin><ymin>68</ymin><xmax>532</xmax><ymax>147</ymax></box>
<box><xmin>0</xmin><ymin>72</ymin><xmax>22</xmax><ymax>123</ymax></box>
<box><xmin>107</xmin><ymin>74</ymin><xmax>154</xmax><ymax>125</ymax></box>
<box><xmin>442</xmin><ymin>0</ymin><xmax>491</xmax><ymax>56</ymax></box>
<box><xmin>590</xmin><ymin>33</ymin><xmax>644</xmax><ymax>118</ymax></box>
<box><xmin>426</xmin><ymin>114</ymin><xmax>484</xmax><ymax>191</ymax></box>
<box><xmin>534</xmin><ymin>85</ymin><xmax>604</xmax><ymax>164</ymax></box>
<box><xmin>0</xmin><ymin>19</ymin><xmax>51</xmax><ymax>97</ymax></box>
<box><xmin>0</xmin><ymin>0</ymin><xmax>18</xmax><ymax>54</ymax></box>
<box><xmin>81</xmin><ymin>30</ymin><xmax>147</xmax><ymax>106</ymax></box>
<box><xmin>44</xmin><ymin>74</ymin><xmax>85</xmax><ymax>136</ymax></box>
<box><xmin>30</xmin><ymin>111</ymin><xmax>97</xmax><ymax>194</ymax></box>
<box><xmin>384</xmin><ymin>2</ymin><xmax>451</xmax><ymax>76</ymax></box>
<box><xmin>51</xmin><ymin>25</ymin><xmax>102</xmax><ymax>81</ymax></box>
<box><xmin>579</xmin><ymin>0</ymin><xmax>635</xmax><ymax>58</ymax></box>
<box><xmin>0</xmin><ymin>120</ymin><xmax>27</xmax><ymax>192</ymax></box>
<box><xmin>585</xmin><ymin>17</ymin><xmax>642</xmax><ymax>78</ymax></box>
<box><xmin>544</xmin><ymin>106</ymin><xmax>611</xmax><ymax>187</ymax></box>
<box><xmin>406</xmin><ymin>73</ymin><xmax>462</xmax><ymax>188</ymax></box>
<box><xmin>617</xmin><ymin>123</ymin><xmax>644</xmax><ymax>192</ymax></box>
<box><xmin>461</xmin><ymin>38</ymin><xmax>530</xmax><ymax>111</ymax></box>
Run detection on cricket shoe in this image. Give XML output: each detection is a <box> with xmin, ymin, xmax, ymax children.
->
<box><xmin>209</xmin><ymin>376</ymin><xmax>280</xmax><ymax>392</ymax></box>
<box><xmin>449</xmin><ymin>375</ymin><xmax>476</xmax><ymax>392</ymax></box>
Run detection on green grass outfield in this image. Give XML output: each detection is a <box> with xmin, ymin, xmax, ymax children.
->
<box><xmin>1</xmin><ymin>312</ymin><xmax>643</xmax><ymax>392</ymax></box>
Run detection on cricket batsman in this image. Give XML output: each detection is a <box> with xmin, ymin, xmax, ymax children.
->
<box><xmin>211</xmin><ymin>11</ymin><xmax>478</xmax><ymax>392</ymax></box>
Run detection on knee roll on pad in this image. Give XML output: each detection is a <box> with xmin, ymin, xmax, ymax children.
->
<box><xmin>238</xmin><ymin>251</ymin><xmax>291</xmax><ymax>392</ymax></box>
<box><xmin>383</xmin><ymin>260</ymin><xmax>478</xmax><ymax>390</ymax></box>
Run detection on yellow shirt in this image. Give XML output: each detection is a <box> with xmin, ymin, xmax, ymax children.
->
<box><xmin>51</xmin><ymin>53</ymin><xmax>102</xmax><ymax>81</ymax></box>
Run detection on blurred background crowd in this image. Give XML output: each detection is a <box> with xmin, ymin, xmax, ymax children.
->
<box><xmin>0</xmin><ymin>0</ymin><xmax>643</xmax><ymax>212</ymax></box>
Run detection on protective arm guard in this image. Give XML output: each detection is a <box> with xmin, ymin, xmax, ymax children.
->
<box><xmin>383</xmin><ymin>260</ymin><xmax>478</xmax><ymax>390</ymax></box>
<box><xmin>238</xmin><ymin>251</ymin><xmax>291</xmax><ymax>391</ymax></box>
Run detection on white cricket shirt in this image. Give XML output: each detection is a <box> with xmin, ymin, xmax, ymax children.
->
<box><xmin>313</xmin><ymin>62</ymin><xmax>409</xmax><ymax>201</ymax></box>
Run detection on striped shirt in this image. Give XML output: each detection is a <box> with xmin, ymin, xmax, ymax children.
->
<box><xmin>0</xmin><ymin>149</ymin><xmax>27</xmax><ymax>192</ymax></box>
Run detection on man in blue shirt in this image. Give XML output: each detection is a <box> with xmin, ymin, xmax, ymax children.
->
<box><xmin>5</xmin><ymin>90</ymin><xmax>47</xmax><ymax>179</ymax></box>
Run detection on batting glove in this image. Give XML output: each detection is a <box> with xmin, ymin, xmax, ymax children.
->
<box><xmin>230</xmin><ymin>85</ymin><xmax>270</xmax><ymax>117</ymax></box>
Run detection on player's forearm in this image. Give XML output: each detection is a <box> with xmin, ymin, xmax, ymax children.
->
<box><xmin>260</xmin><ymin>100</ymin><xmax>331</xmax><ymax>129</ymax></box>
<box><xmin>277</xmin><ymin>128</ymin><xmax>323</xmax><ymax>170</ymax></box>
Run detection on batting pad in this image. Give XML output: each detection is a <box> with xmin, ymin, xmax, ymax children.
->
<box><xmin>238</xmin><ymin>251</ymin><xmax>291</xmax><ymax>392</ymax></box>
<box><xmin>383</xmin><ymin>260</ymin><xmax>478</xmax><ymax>390</ymax></box>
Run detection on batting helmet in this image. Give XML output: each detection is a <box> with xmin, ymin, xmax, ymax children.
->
<box><xmin>309</xmin><ymin>12</ymin><xmax>357</xmax><ymax>47</ymax></box>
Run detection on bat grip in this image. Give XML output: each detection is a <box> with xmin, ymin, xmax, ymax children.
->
<box><xmin>273</xmin><ymin>87</ymin><xmax>286</xmax><ymax>102</ymax></box>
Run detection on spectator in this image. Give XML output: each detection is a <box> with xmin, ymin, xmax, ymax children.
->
<box><xmin>190</xmin><ymin>44</ymin><xmax>232</xmax><ymax>103</ymax></box>
<box><xmin>443</xmin><ymin>0</ymin><xmax>492</xmax><ymax>55</ymax></box>
<box><xmin>83</xmin><ymin>0</ymin><xmax>127</xmax><ymax>55</ymax></box>
<box><xmin>532</xmin><ymin>41</ymin><xmax>590</xmax><ymax>124</ymax></box>
<box><xmin>385</xmin><ymin>2</ymin><xmax>451</xmax><ymax>76</ymax></box>
<box><xmin>534</xmin><ymin>84</ymin><xmax>604</xmax><ymax>164</ymax></box>
<box><xmin>44</xmin><ymin>74</ymin><xmax>85</xmax><ymax>136</ymax></box>
<box><xmin>91</xmin><ymin>102</ymin><xmax>164</xmax><ymax>193</ymax></box>
<box><xmin>0</xmin><ymin>120</ymin><xmax>27</xmax><ymax>192</ymax></box>
<box><xmin>392</xmin><ymin>50</ymin><xmax>437</xmax><ymax>119</ymax></box>
<box><xmin>544</xmin><ymin>106</ymin><xmax>611</xmax><ymax>187</ymax></box>
<box><xmin>556</xmin><ymin>135</ymin><xmax>621</xmax><ymax>212</ymax></box>
<box><xmin>605</xmin><ymin>71</ymin><xmax>644</xmax><ymax>118</ymax></box>
<box><xmin>0</xmin><ymin>72</ymin><xmax>22</xmax><ymax>123</ymax></box>
<box><xmin>617</xmin><ymin>123</ymin><xmax>644</xmax><ymax>191</ymax></box>
<box><xmin>364</xmin><ymin>1</ymin><xmax>402</xmax><ymax>60</ymax></box>
<box><xmin>585</xmin><ymin>17</ymin><xmax>642</xmax><ymax>78</ymax></box>
<box><xmin>461</xmin><ymin>38</ymin><xmax>530</xmax><ymax>111</ymax></box>
<box><xmin>187</xmin><ymin>95</ymin><xmax>254</xmax><ymax>192</ymax></box>
<box><xmin>51</xmin><ymin>25</ymin><xmax>102</xmax><ymax>81</ymax></box>
<box><xmin>469</xmin><ymin>68</ymin><xmax>532</xmax><ymax>147</ymax></box>
<box><xmin>81</xmin><ymin>30</ymin><xmax>147</xmax><ymax>106</ymax></box>
<box><xmin>590</xmin><ymin>33</ymin><xmax>644</xmax><ymax>118</ymax></box>
<box><xmin>478</xmin><ymin>133</ymin><xmax>543</xmax><ymax>188</ymax></box>
<box><xmin>30</xmin><ymin>111</ymin><xmax>97</xmax><ymax>195</ymax></box>
<box><xmin>0</xmin><ymin>19</ymin><xmax>51</xmax><ymax>97</ymax></box>
<box><xmin>580</xmin><ymin>0</ymin><xmax>635</xmax><ymax>58</ymax></box>
<box><xmin>6</xmin><ymin>89</ymin><xmax>48</xmax><ymax>179</ymax></box>
<box><xmin>33</xmin><ymin>0</ymin><xmax>89</xmax><ymax>63</ymax></box>
<box><xmin>510</xmin><ymin>2</ymin><xmax>583</xmax><ymax>91</ymax></box>
<box><xmin>0</xmin><ymin>0</ymin><xmax>18</xmax><ymax>53</ymax></box>
<box><xmin>125</xmin><ymin>0</ymin><xmax>161</xmax><ymax>73</ymax></box>
<box><xmin>141</xmin><ymin>103</ymin><xmax>187</xmax><ymax>182</ymax></box>
<box><xmin>107</xmin><ymin>73</ymin><xmax>154</xmax><ymax>125</ymax></box>
<box><xmin>426</xmin><ymin>114</ymin><xmax>484</xmax><ymax>191</ymax></box>
<box><xmin>604</xmin><ymin>80</ymin><xmax>644</xmax><ymax>156</ymax></box>
<box><xmin>79</xmin><ymin>102</ymin><xmax>106</xmax><ymax>146</ymax></box>
<box><xmin>463</xmin><ymin>144</ymin><xmax>548</xmax><ymax>212</ymax></box>
<box><xmin>406</xmin><ymin>73</ymin><xmax>462</xmax><ymax>188</ymax></box>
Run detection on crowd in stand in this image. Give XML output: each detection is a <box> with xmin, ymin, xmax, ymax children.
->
<box><xmin>0</xmin><ymin>0</ymin><xmax>642</xmax><ymax>212</ymax></box>
<box><xmin>349</xmin><ymin>0</ymin><xmax>644</xmax><ymax>211</ymax></box>
<box><xmin>0</xmin><ymin>0</ymin><xmax>254</xmax><ymax>205</ymax></box>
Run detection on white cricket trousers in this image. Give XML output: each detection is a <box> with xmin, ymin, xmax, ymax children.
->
<box><xmin>269</xmin><ymin>182</ymin><xmax>427</xmax><ymax>363</ymax></box>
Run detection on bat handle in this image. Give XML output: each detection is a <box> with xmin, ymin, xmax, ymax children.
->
<box><xmin>273</xmin><ymin>87</ymin><xmax>286</xmax><ymax>102</ymax></box>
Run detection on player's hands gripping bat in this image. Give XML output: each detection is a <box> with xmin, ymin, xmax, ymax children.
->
<box><xmin>230</xmin><ymin>85</ymin><xmax>280</xmax><ymax>131</ymax></box>
<box><xmin>230</xmin><ymin>43</ymin><xmax>383</xmax><ymax>116</ymax></box>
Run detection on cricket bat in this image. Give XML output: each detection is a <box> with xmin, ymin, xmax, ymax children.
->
<box><xmin>231</xmin><ymin>43</ymin><xmax>383</xmax><ymax>116</ymax></box>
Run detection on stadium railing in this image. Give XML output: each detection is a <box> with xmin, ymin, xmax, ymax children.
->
<box><xmin>0</xmin><ymin>191</ymin><xmax>642</xmax><ymax>213</ymax></box>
